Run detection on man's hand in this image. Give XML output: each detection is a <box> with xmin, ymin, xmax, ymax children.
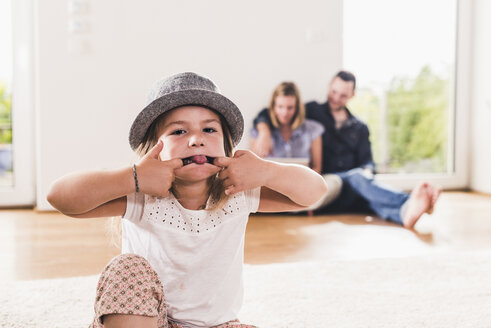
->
<box><xmin>135</xmin><ymin>140</ymin><xmax>183</xmax><ymax>197</ymax></box>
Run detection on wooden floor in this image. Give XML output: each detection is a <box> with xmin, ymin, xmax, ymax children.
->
<box><xmin>1</xmin><ymin>191</ymin><xmax>490</xmax><ymax>280</ymax></box>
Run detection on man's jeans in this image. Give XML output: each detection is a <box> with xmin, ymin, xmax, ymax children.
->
<box><xmin>315</xmin><ymin>168</ymin><xmax>409</xmax><ymax>225</ymax></box>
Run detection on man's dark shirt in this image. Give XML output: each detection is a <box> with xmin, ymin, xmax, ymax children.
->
<box><xmin>253</xmin><ymin>101</ymin><xmax>375</xmax><ymax>174</ymax></box>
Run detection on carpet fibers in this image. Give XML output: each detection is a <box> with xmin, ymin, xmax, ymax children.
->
<box><xmin>1</xmin><ymin>251</ymin><xmax>491</xmax><ymax>328</ymax></box>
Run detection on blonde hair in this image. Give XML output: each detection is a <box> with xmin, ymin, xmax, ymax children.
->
<box><xmin>110</xmin><ymin>106</ymin><xmax>234</xmax><ymax>248</ymax></box>
<box><xmin>268</xmin><ymin>82</ymin><xmax>305</xmax><ymax>130</ymax></box>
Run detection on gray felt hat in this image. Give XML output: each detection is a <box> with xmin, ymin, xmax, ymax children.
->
<box><xmin>129</xmin><ymin>72</ymin><xmax>244</xmax><ymax>150</ymax></box>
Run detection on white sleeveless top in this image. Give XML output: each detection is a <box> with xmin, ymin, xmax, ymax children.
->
<box><xmin>122</xmin><ymin>188</ymin><xmax>261</xmax><ymax>328</ymax></box>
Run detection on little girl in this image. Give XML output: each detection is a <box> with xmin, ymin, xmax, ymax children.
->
<box><xmin>47</xmin><ymin>72</ymin><xmax>327</xmax><ymax>328</ymax></box>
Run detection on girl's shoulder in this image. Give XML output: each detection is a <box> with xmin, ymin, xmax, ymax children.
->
<box><xmin>124</xmin><ymin>192</ymin><xmax>175</xmax><ymax>223</ymax></box>
<box><xmin>220</xmin><ymin>187</ymin><xmax>261</xmax><ymax>214</ymax></box>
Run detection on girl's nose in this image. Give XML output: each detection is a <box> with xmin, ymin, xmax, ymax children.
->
<box><xmin>189</xmin><ymin>135</ymin><xmax>205</xmax><ymax>147</ymax></box>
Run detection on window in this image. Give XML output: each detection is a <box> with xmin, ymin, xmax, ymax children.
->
<box><xmin>0</xmin><ymin>0</ymin><xmax>35</xmax><ymax>206</ymax></box>
<box><xmin>343</xmin><ymin>0</ymin><xmax>458</xmax><ymax>175</ymax></box>
<box><xmin>0</xmin><ymin>0</ymin><xmax>13</xmax><ymax>187</ymax></box>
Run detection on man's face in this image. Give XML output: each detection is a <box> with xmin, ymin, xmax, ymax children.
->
<box><xmin>327</xmin><ymin>77</ymin><xmax>355</xmax><ymax>111</ymax></box>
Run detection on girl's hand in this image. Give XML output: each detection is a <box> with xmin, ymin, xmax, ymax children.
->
<box><xmin>135</xmin><ymin>140</ymin><xmax>183</xmax><ymax>197</ymax></box>
<box><xmin>214</xmin><ymin>150</ymin><xmax>269</xmax><ymax>195</ymax></box>
<box><xmin>215</xmin><ymin>149</ymin><xmax>328</xmax><ymax>211</ymax></box>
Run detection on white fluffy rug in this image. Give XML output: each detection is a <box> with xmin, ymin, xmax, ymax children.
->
<box><xmin>1</xmin><ymin>251</ymin><xmax>491</xmax><ymax>328</ymax></box>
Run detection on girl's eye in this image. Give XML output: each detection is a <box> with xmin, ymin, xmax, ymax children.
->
<box><xmin>171</xmin><ymin>129</ymin><xmax>186</xmax><ymax>135</ymax></box>
<box><xmin>203</xmin><ymin>127</ymin><xmax>217</xmax><ymax>133</ymax></box>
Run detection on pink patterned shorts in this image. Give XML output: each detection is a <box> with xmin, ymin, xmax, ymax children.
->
<box><xmin>90</xmin><ymin>253</ymin><xmax>257</xmax><ymax>328</ymax></box>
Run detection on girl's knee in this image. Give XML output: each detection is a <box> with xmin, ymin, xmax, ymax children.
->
<box><xmin>103</xmin><ymin>254</ymin><xmax>157</xmax><ymax>277</ymax></box>
<box><xmin>97</xmin><ymin>254</ymin><xmax>163</xmax><ymax>299</ymax></box>
<box><xmin>108</xmin><ymin>253</ymin><xmax>151</xmax><ymax>269</ymax></box>
<box><xmin>92</xmin><ymin>253</ymin><xmax>166</xmax><ymax>327</ymax></box>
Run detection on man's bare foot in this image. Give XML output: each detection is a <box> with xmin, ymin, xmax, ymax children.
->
<box><xmin>426</xmin><ymin>185</ymin><xmax>441</xmax><ymax>214</ymax></box>
<box><xmin>402</xmin><ymin>182</ymin><xmax>434</xmax><ymax>229</ymax></box>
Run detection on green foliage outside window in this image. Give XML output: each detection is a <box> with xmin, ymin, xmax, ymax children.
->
<box><xmin>0</xmin><ymin>82</ymin><xmax>12</xmax><ymax>144</ymax></box>
<box><xmin>349</xmin><ymin>66</ymin><xmax>450</xmax><ymax>174</ymax></box>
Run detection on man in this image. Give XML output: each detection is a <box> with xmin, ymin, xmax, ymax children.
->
<box><xmin>251</xmin><ymin>71</ymin><xmax>440</xmax><ymax>228</ymax></box>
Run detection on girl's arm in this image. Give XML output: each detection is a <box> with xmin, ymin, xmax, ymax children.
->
<box><xmin>214</xmin><ymin>150</ymin><xmax>328</xmax><ymax>212</ymax></box>
<box><xmin>310</xmin><ymin>136</ymin><xmax>322</xmax><ymax>174</ymax></box>
<box><xmin>47</xmin><ymin>140</ymin><xmax>182</xmax><ymax>217</ymax></box>
<box><xmin>67</xmin><ymin>197</ymin><xmax>127</xmax><ymax>218</ymax></box>
<box><xmin>47</xmin><ymin>167</ymin><xmax>133</xmax><ymax>217</ymax></box>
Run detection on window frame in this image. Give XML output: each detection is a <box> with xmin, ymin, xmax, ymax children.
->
<box><xmin>0</xmin><ymin>0</ymin><xmax>35</xmax><ymax>206</ymax></box>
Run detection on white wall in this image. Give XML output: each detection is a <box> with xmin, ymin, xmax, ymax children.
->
<box><xmin>35</xmin><ymin>0</ymin><xmax>343</xmax><ymax>210</ymax></box>
<box><xmin>470</xmin><ymin>0</ymin><xmax>491</xmax><ymax>193</ymax></box>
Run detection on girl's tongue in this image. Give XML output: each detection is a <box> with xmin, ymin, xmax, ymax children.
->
<box><xmin>190</xmin><ymin>155</ymin><xmax>208</xmax><ymax>164</ymax></box>
<box><xmin>182</xmin><ymin>155</ymin><xmax>214</xmax><ymax>166</ymax></box>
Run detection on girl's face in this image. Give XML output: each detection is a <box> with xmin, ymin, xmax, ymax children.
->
<box><xmin>273</xmin><ymin>95</ymin><xmax>297</xmax><ymax>127</ymax></box>
<box><xmin>158</xmin><ymin>106</ymin><xmax>226</xmax><ymax>181</ymax></box>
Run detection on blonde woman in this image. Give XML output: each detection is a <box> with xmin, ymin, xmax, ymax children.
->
<box><xmin>250</xmin><ymin>82</ymin><xmax>324</xmax><ymax>174</ymax></box>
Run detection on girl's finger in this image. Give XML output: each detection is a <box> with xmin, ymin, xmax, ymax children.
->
<box><xmin>233</xmin><ymin>150</ymin><xmax>248</xmax><ymax>158</ymax></box>
<box><xmin>218</xmin><ymin>169</ymin><xmax>229</xmax><ymax>180</ymax></box>
<box><xmin>213</xmin><ymin>156</ymin><xmax>232</xmax><ymax>168</ymax></box>
<box><xmin>224</xmin><ymin>185</ymin><xmax>235</xmax><ymax>195</ymax></box>
<box><xmin>145</xmin><ymin>139</ymin><xmax>164</xmax><ymax>160</ymax></box>
<box><xmin>163</xmin><ymin>158</ymin><xmax>184</xmax><ymax>169</ymax></box>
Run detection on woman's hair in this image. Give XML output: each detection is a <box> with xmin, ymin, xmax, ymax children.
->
<box><xmin>268</xmin><ymin>82</ymin><xmax>305</xmax><ymax>130</ymax></box>
<box><xmin>110</xmin><ymin>106</ymin><xmax>234</xmax><ymax>249</ymax></box>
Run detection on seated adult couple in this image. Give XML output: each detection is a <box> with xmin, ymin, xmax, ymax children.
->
<box><xmin>250</xmin><ymin>71</ymin><xmax>440</xmax><ymax>229</ymax></box>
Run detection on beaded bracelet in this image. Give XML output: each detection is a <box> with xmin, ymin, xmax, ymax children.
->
<box><xmin>132</xmin><ymin>164</ymin><xmax>140</xmax><ymax>193</ymax></box>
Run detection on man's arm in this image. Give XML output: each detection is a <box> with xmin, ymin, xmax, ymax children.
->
<box><xmin>356</xmin><ymin>124</ymin><xmax>376</xmax><ymax>174</ymax></box>
<box><xmin>252</xmin><ymin>108</ymin><xmax>273</xmax><ymax>127</ymax></box>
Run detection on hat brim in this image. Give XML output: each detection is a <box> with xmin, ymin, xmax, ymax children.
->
<box><xmin>129</xmin><ymin>89</ymin><xmax>244</xmax><ymax>150</ymax></box>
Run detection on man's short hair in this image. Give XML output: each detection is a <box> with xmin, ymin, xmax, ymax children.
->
<box><xmin>335</xmin><ymin>71</ymin><xmax>356</xmax><ymax>90</ymax></box>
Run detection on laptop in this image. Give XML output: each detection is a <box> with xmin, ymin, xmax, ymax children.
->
<box><xmin>266</xmin><ymin>157</ymin><xmax>310</xmax><ymax>167</ymax></box>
